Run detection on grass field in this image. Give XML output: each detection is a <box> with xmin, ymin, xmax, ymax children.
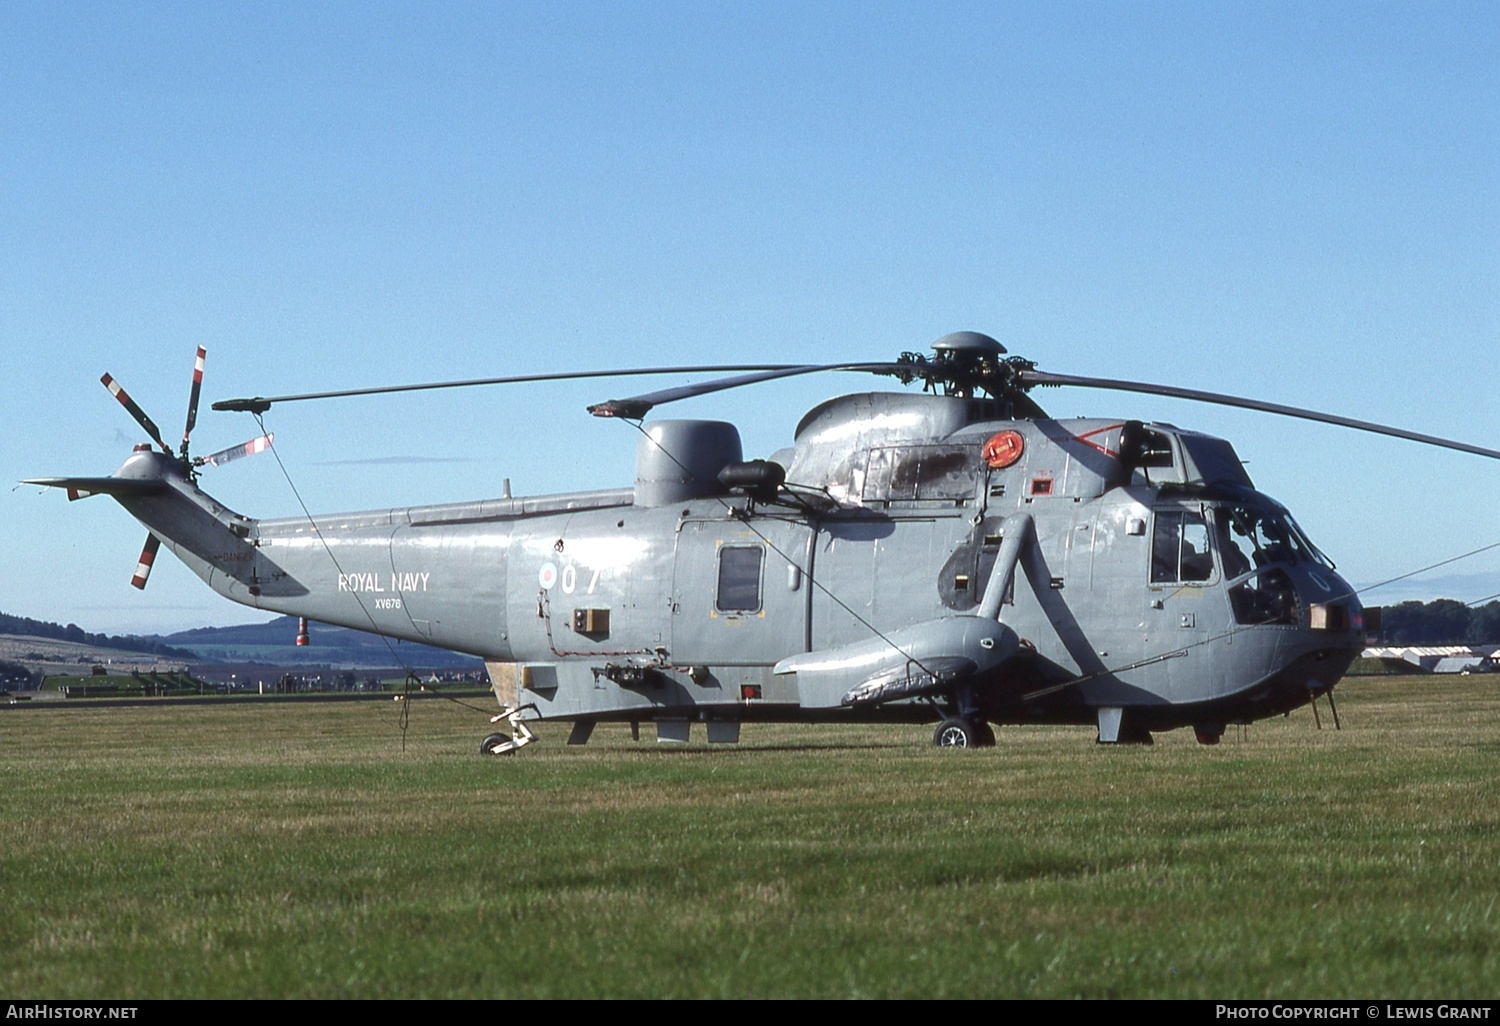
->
<box><xmin>2</xmin><ymin>678</ymin><xmax>1498</xmax><ymax>999</ymax></box>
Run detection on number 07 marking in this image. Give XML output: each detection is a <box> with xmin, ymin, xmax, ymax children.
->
<box><xmin>544</xmin><ymin>560</ymin><xmax>605</xmax><ymax>594</ymax></box>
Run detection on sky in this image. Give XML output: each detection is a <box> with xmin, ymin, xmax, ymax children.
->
<box><xmin>2</xmin><ymin>1</ymin><xmax>1498</xmax><ymax>635</ymax></box>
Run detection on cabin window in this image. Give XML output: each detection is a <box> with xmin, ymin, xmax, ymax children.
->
<box><xmin>1151</xmin><ymin>510</ymin><xmax>1213</xmax><ymax>584</ymax></box>
<box><xmin>861</xmin><ymin>445</ymin><xmax>976</xmax><ymax>503</ymax></box>
<box><xmin>716</xmin><ymin>546</ymin><xmax>764</xmax><ymax>613</ymax></box>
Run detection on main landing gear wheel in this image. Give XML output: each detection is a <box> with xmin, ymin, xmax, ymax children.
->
<box><xmin>479</xmin><ymin>732</ymin><xmax>513</xmax><ymax>755</ymax></box>
<box><xmin>933</xmin><ymin>718</ymin><xmax>995</xmax><ymax>748</ymax></box>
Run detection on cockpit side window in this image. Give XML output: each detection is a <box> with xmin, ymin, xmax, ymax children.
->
<box><xmin>1151</xmin><ymin>509</ymin><xmax>1213</xmax><ymax>584</ymax></box>
<box><xmin>1228</xmin><ymin>569</ymin><xmax>1300</xmax><ymax>626</ymax></box>
<box><xmin>1216</xmin><ymin>511</ymin><xmax>1256</xmax><ymax>580</ymax></box>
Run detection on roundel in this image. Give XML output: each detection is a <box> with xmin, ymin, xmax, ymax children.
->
<box><xmin>982</xmin><ymin>430</ymin><xmax>1025</xmax><ymax>469</ymax></box>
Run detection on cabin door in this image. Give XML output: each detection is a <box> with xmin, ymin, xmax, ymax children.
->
<box><xmin>670</xmin><ymin>516</ymin><xmax>815</xmax><ymax>666</ymax></box>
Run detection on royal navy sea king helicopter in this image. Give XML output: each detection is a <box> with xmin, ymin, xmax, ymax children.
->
<box><xmin>28</xmin><ymin>333</ymin><xmax>1500</xmax><ymax>752</ymax></box>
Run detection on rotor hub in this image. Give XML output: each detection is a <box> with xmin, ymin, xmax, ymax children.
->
<box><xmin>930</xmin><ymin>331</ymin><xmax>1006</xmax><ymax>358</ymax></box>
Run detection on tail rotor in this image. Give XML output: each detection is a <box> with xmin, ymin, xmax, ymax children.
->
<box><xmin>180</xmin><ymin>345</ymin><xmax>205</xmax><ymax>461</ymax></box>
<box><xmin>195</xmin><ymin>432</ymin><xmax>273</xmax><ymax>469</ymax></box>
<box><xmin>97</xmin><ymin>347</ymin><xmax>273</xmax><ymax>589</ymax></box>
<box><xmin>131</xmin><ymin>533</ymin><xmax>161</xmax><ymax>590</ymax></box>
<box><xmin>100</xmin><ymin>372</ymin><xmax>172</xmax><ymax>456</ymax></box>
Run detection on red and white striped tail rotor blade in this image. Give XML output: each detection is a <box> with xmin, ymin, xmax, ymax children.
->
<box><xmin>182</xmin><ymin>346</ymin><xmax>206</xmax><ymax>453</ymax></box>
<box><xmin>131</xmin><ymin>533</ymin><xmax>162</xmax><ymax>590</ymax></box>
<box><xmin>196</xmin><ymin>432</ymin><xmax>273</xmax><ymax>468</ymax></box>
<box><xmin>101</xmin><ymin>372</ymin><xmax>171</xmax><ymax>455</ymax></box>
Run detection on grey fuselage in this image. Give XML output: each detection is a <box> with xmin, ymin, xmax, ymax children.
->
<box><xmin>111</xmin><ymin>391</ymin><xmax>1365</xmax><ymax>738</ymax></box>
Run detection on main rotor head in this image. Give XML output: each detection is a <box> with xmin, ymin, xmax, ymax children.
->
<box><xmin>930</xmin><ymin>331</ymin><xmax>1006</xmax><ymax>357</ymax></box>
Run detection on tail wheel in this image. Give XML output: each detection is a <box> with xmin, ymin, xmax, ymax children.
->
<box><xmin>479</xmin><ymin>732</ymin><xmax>514</xmax><ymax>755</ymax></box>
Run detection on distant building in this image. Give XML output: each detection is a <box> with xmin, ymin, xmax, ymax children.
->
<box><xmin>1362</xmin><ymin>645</ymin><xmax>1500</xmax><ymax>673</ymax></box>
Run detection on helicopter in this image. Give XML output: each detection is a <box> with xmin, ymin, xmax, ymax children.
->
<box><xmin>27</xmin><ymin>332</ymin><xmax>1500</xmax><ymax>752</ymax></box>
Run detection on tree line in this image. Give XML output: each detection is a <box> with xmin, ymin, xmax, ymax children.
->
<box><xmin>1375</xmin><ymin>599</ymin><xmax>1500</xmax><ymax>646</ymax></box>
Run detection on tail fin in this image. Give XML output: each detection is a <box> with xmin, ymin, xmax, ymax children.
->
<box><xmin>26</xmin><ymin>449</ymin><xmax>295</xmax><ymax>598</ymax></box>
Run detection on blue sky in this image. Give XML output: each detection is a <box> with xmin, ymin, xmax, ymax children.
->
<box><xmin>3</xmin><ymin>1</ymin><xmax>1497</xmax><ymax>634</ymax></box>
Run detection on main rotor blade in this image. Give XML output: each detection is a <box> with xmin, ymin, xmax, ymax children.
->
<box><xmin>212</xmin><ymin>366</ymin><xmax>800</xmax><ymax>414</ymax></box>
<box><xmin>196</xmin><ymin>433</ymin><xmax>274</xmax><ymax>468</ymax></box>
<box><xmin>588</xmin><ymin>363</ymin><xmax>902</xmax><ymax>419</ymax></box>
<box><xmin>182</xmin><ymin>345</ymin><xmax>206</xmax><ymax>453</ymax></box>
<box><xmin>101</xmin><ymin>373</ymin><xmax>170</xmax><ymax>454</ymax></box>
<box><xmin>1018</xmin><ymin>369</ymin><xmax>1500</xmax><ymax>461</ymax></box>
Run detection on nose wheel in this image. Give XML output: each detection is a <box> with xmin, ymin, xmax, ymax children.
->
<box><xmin>933</xmin><ymin>717</ymin><xmax>995</xmax><ymax>748</ymax></box>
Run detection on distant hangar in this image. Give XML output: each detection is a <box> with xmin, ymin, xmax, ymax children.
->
<box><xmin>1362</xmin><ymin>645</ymin><xmax>1499</xmax><ymax>674</ymax></box>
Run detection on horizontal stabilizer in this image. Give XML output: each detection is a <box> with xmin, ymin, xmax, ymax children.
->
<box><xmin>23</xmin><ymin>477</ymin><xmax>168</xmax><ymax>499</ymax></box>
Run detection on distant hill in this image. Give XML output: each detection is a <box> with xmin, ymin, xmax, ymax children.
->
<box><xmin>1</xmin><ymin>610</ymin><xmax>482</xmax><ymax>670</ymax></box>
<box><xmin>0</xmin><ymin>611</ymin><xmax>197</xmax><ymax>661</ymax></box>
<box><xmin>154</xmin><ymin>615</ymin><xmax>482</xmax><ymax>669</ymax></box>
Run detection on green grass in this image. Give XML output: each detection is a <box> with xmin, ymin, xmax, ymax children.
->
<box><xmin>2</xmin><ymin>678</ymin><xmax>1498</xmax><ymax>998</ymax></box>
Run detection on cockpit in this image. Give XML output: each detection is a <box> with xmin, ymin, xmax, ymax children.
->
<box><xmin>1152</xmin><ymin>502</ymin><xmax>1346</xmax><ymax>628</ymax></box>
<box><xmin>1215</xmin><ymin>505</ymin><xmax>1334</xmax><ymax>576</ymax></box>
